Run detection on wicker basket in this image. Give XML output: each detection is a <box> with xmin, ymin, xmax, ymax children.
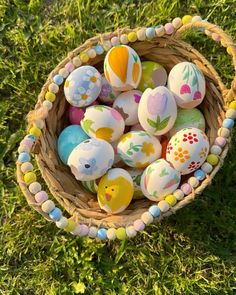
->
<box><xmin>16</xmin><ymin>18</ymin><xmax>236</xmax><ymax>240</ymax></box>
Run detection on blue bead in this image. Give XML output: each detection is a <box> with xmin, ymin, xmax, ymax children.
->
<box><xmin>18</xmin><ymin>152</ymin><xmax>31</xmax><ymax>163</ymax></box>
<box><xmin>53</xmin><ymin>74</ymin><xmax>64</xmax><ymax>85</ymax></box>
<box><xmin>146</xmin><ymin>27</ymin><xmax>156</xmax><ymax>39</ymax></box>
<box><xmin>222</xmin><ymin>118</ymin><xmax>234</xmax><ymax>129</ymax></box>
<box><xmin>95</xmin><ymin>44</ymin><xmax>104</xmax><ymax>55</ymax></box>
<box><xmin>149</xmin><ymin>205</ymin><xmax>160</xmax><ymax>217</ymax></box>
<box><xmin>155</xmin><ymin>25</ymin><xmax>162</xmax><ymax>29</ymax></box>
<box><xmin>194</xmin><ymin>169</ymin><xmax>206</xmax><ymax>180</ymax></box>
<box><xmin>49</xmin><ymin>207</ymin><xmax>62</xmax><ymax>221</ymax></box>
<box><xmin>97</xmin><ymin>228</ymin><xmax>107</xmax><ymax>240</ymax></box>
<box><xmin>25</xmin><ymin>134</ymin><xmax>36</xmax><ymax>143</ymax></box>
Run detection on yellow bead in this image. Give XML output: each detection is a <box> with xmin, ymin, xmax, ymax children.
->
<box><xmin>207</xmin><ymin>154</ymin><xmax>219</xmax><ymax>166</ymax></box>
<box><xmin>128</xmin><ymin>32</ymin><xmax>137</xmax><ymax>42</ymax></box>
<box><xmin>45</xmin><ymin>91</ymin><xmax>56</xmax><ymax>102</ymax></box>
<box><xmin>64</xmin><ymin>219</ymin><xmax>76</xmax><ymax>232</ymax></box>
<box><xmin>182</xmin><ymin>15</ymin><xmax>193</xmax><ymax>25</ymax></box>
<box><xmin>80</xmin><ymin>52</ymin><xmax>89</xmax><ymax>63</ymax></box>
<box><xmin>116</xmin><ymin>227</ymin><xmax>127</xmax><ymax>240</ymax></box>
<box><xmin>227</xmin><ymin>46</ymin><xmax>232</xmax><ymax>55</ymax></box>
<box><xmin>229</xmin><ymin>101</ymin><xmax>236</xmax><ymax>110</ymax></box>
<box><xmin>29</xmin><ymin>126</ymin><xmax>41</xmax><ymax>138</ymax></box>
<box><xmin>24</xmin><ymin>172</ymin><xmax>36</xmax><ymax>185</ymax></box>
<box><xmin>165</xmin><ymin>194</ymin><xmax>177</xmax><ymax>206</ymax></box>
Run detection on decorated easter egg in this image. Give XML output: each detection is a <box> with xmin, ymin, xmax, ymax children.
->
<box><xmin>138</xmin><ymin>86</ymin><xmax>177</xmax><ymax>136</ymax></box>
<box><xmin>113</xmin><ymin>90</ymin><xmax>142</xmax><ymax>125</ymax></box>
<box><xmin>130</xmin><ymin>123</ymin><xmax>144</xmax><ymax>131</ymax></box>
<box><xmin>169</xmin><ymin>108</ymin><xmax>205</xmax><ymax>136</ymax></box>
<box><xmin>137</xmin><ymin>61</ymin><xmax>167</xmax><ymax>92</ymax></box>
<box><xmin>64</xmin><ymin>66</ymin><xmax>102</xmax><ymax>107</ymax></box>
<box><xmin>81</xmin><ymin>179</ymin><xmax>99</xmax><ymax>194</ymax></box>
<box><xmin>99</xmin><ymin>75</ymin><xmax>120</xmax><ymax>104</ymax></box>
<box><xmin>166</xmin><ymin>127</ymin><xmax>209</xmax><ymax>175</ymax></box>
<box><xmin>81</xmin><ymin>105</ymin><xmax>125</xmax><ymax>142</ymax></box>
<box><xmin>127</xmin><ymin>168</ymin><xmax>144</xmax><ymax>199</ymax></box>
<box><xmin>167</xmin><ymin>62</ymin><xmax>206</xmax><ymax>109</ymax></box>
<box><xmin>104</xmin><ymin>45</ymin><xmax>142</xmax><ymax>91</ymax></box>
<box><xmin>110</xmin><ymin>139</ymin><xmax>123</xmax><ymax>166</ymax></box>
<box><xmin>57</xmin><ymin>125</ymin><xmax>89</xmax><ymax>164</ymax></box>
<box><xmin>67</xmin><ymin>138</ymin><xmax>114</xmax><ymax>181</ymax></box>
<box><xmin>140</xmin><ymin>159</ymin><xmax>181</xmax><ymax>201</ymax></box>
<box><xmin>97</xmin><ymin>168</ymin><xmax>134</xmax><ymax>214</ymax></box>
<box><xmin>68</xmin><ymin>100</ymin><xmax>98</xmax><ymax>125</ymax></box>
<box><xmin>117</xmin><ymin>130</ymin><xmax>162</xmax><ymax>168</ymax></box>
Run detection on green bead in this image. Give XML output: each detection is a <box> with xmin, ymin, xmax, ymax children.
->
<box><xmin>116</xmin><ymin>227</ymin><xmax>127</xmax><ymax>240</ymax></box>
<box><xmin>207</xmin><ymin>154</ymin><xmax>219</xmax><ymax>166</ymax></box>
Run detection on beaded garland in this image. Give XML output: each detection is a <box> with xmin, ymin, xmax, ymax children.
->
<box><xmin>17</xmin><ymin>15</ymin><xmax>236</xmax><ymax>241</ymax></box>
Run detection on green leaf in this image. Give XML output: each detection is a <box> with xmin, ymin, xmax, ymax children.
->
<box><xmin>93</xmin><ymin>105</ymin><xmax>105</xmax><ymax>111</ymax></box>
<box><xmin>127</xmin><ymin>150</ymin><xmax>133</xmax><ymax>156</ymax></box>
<box><xmin>132</xmin><ymin>53</ymin><xmax>138</xmax><ymax>62</ymax></box>
<box><xmin>191</xmin><ymin>75</ymin><xmax>197</xmax><ymax>87</ymax></box>
<box><xmin>147</xmin><ymin>166</ymin><xmax>155</xmax><ymax>175</ymax></box>
<box><xmin>156</xmin><ymin>116</ymin><xmax>170</xmax><ymax>131</ymax></box>
<box><xmin>81</xmin><ymin>119</ymin><xmax>95</xmax><ymax>133</ymax></box>
<box><xmin>159</xmin><ymin>168</ymin><xmax>169</xmax><ymax>177</ymax></box>
<box><xmin>147</xmin><ymin>118</ymin><xmax>157</xmax><ymax>128</ymax></box>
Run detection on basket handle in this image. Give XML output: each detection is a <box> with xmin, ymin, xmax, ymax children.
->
<box><xmin>174</xmin><ymin>20</ymin><xmax>236</xmax><ymax>104</ymax></box>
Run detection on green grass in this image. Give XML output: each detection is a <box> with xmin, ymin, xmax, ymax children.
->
<box><xmin>1</xmin><ymin>0</ymin><xmax>236</xmax><ymax>294</ymax></box>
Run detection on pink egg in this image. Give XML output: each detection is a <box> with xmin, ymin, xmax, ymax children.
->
<box><xmin>68</xmin><ymin>101</ymin><xmax>98</xmax><ymax>125</ymax></box>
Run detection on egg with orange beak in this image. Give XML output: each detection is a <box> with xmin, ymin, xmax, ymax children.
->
<box><xmin>97</xmin><ymin>168</ymin><xmax>134</xmax><ymax>214</ymax></box>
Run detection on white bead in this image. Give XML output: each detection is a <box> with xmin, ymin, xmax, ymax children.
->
<box><xmin>141</xmin><ymin>212</ymin><xmax>154</xmax><ymax>225</ymax></box>
<box><xmin>158</xmin><ymin>200</ymin><xmax>170</xmax><ymax>212</ymax></box>
<box><xmin>188</xmin><ymin>177</ymin><xmax>199</xmax><ymax>188</ymax></box>
<box><xmin>201</xmin><ymin>162</ymin><xmax>213</xmax><ymax>174</ymax></box>
<box><xmin>103</xmin><ymin>40</ymin><xmax>112</xmax><ymax>51</ymax></box>
<box><xmin>59</xmin><ymin>68</ymin><xmax>69</xmax><ymax>78</ymax></box>
<box><xmin>218</xmin><ymin>127</ymin><xmax>230</xmax><ymax>138</ymax></box>
<box><xmin>72</xmin><ymin>56</ymin><xmax>82</xmax><ymax>67</ymax></box>
<box><xmin>56</xmin><ymin>216</ymin><xmax>68</xmax><ymax>229</ymax></box>
<box><xmin>210</xmin><ymin>145</ymin><xmax>222</xmax><ymax>155</ymax></box>
<box><xmin>155</xmin><ymin>25</ymin><xmax>165</xmax><ymax>37</ymax></box>
<box><xmin>21</xmin><ymin>162</ymin><xmax>33</xmax><ymax>173</ymax></box>
<box><xmin>18</xmin><ymin>145</ymin><xmax>30</xmax><ymax>153</ymax></box>
<box><xmin>172</xmin><ymin>17</ymin><xmax>182</xmax><ymax>29</ymax></box>
<box><xmin>29</xmin><ymin>182</ymin><xmax>42</xmax><ymax>194</ymax></box>
<box><xmin>126</xmin><ymin>226</ymin><xmax>137</xmax><ymax>238</ymax></box>
<box><xmin>106</xmin><ymin>228</ymin><xmax>116</xmax><ymax>240</ymax></box>
<box><xmin>205</xmin><ymin>29</ymin><xmax>212</xmax><ymax>37</ymax></box>
<box><xmin>48</xmin><ymin>83</ymin><xmax>59</xmax><ymax>94</ymax></box>
<box><xmin>192</xmin><ymin>15</ymin><xmax>202</xmax><ymax>23</ymax></box>
<box><xmin>173</xmin><ymin>189</ymin><xmax>184</xmax><ymax>200</ymax></box>
<box><xmin>226</xmin><ymin>109</ymin><xmax>236</xmax><ymax>119</ymax></box>
<box><xmin>70</xmin><ymin>225</ymin><xmax>81</xmax><ymax>235</ymax></box>
<box><xmin>88</xmin><ymin>226</ymin><xmax>98</xmax><ymax>238</ymax></box>
<box><xmin>41</xmin><ymin>200</ymin><xmax>55</xmax><ymax>213</ymax></box>
<box><xmin>137</xmin><ymin>28</ymin><xmax>146</xmax><ymax>41</ymax></box>
<box><xmin>87</xmin><ymin>48</ymin><xmax>96</xmax><ymax>58</ymax></box>
<box><xmin>42</xmin><ymin>100</ymin><xmax>53</xmax><ymax>110</ymax></box>
<box><xmin>120</xmin><ymin>34</ymin><xmax>128</xmax><ymax>44</ymax></box>
<box><xmin>33</xmin><ymin>119</ymin><xmax>45</xmax><ymax>129</ymax></box>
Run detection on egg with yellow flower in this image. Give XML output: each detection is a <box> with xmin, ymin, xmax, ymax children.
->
<box><xmin>104</xmin><ymin>45</ymin><xmax>142</xmax><ymax>91</ymax></box>
<box><xmin>117</xmin><ymin>130</ymin><xmax>162</xmax><ymax>168</ymax></box>
<box><xmin>97</xmin><ymin>168</ymin><xmax>134</xmax><ymax>214</ymax></box>
<box><xmin>64</xmin><ymin>66</ymin><xmax>102</xmax><ymax>107</ymax></box>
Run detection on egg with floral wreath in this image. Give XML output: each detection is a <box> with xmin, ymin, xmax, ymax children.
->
<box><xmin>64</xmin><ymin>65</ymin><xmax>102</xmax><ymax>107</ymax></box>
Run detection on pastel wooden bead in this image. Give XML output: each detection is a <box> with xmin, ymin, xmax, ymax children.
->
<box><xmin>56</xmin><ymin>216</ymin><xmax>68</xmax><ymax>229</ymax></box>
<box><xmin>222</xmin><ymin>118</ymin><xmax>234</xmax><ymax>129</ymax></box>
<box><xmin>194</xmin><ymin>169</ymin><xmax>206</xmax><ymax>180</ymax></box>
<box><xmin>182</xmin><ymin>15</ymin><xmax>192</xmax><ymax>25</ymax></box>
<box><xmin>227</xmin><ymin>46</ymin><xmax>232</xmax><ymax>55</ymax></box>
<box><xmin>20</xmin><ymin>139</ymin><xmax>34</xmax><ymax>148</ymax></box>
<box><xmin>111</xmin><ymin>36</ymin><xmax>120</xmax><ymax>46</ymax></box>
<box><xmin>133</xmin><ymin>219</ymin><xmax>145</xmax><ymax>231</ymax></box>
<box><xmin>48</xmin><ymin>83</ymin><xmax>59</xmax><ymax>93</ymax></box>
<box><xmin>21</xmin><ymin>162</ymin><xmax>33</xmax><ymax>173</ymax></box>
<box><xmin>70</xmin><ymin>225</ymin><xmax>81</xmax><ymax>235</ymax></box>
<box><xmin>214</xmin><ymin>136</ymin><xmax>226</xmax><ymax>147</ymax></box>
<box><xmin>53</xmin><ymin>74</ymin><xmax>64</xmax><ymax>85</ymax></box>
<box><xmin>35</xmin><ymin>191</ymin><xmax>48</xmax><ymax>203</ymax></box>
<box><xmin>95</xmin><ymin>44</ymin><xmax>104</xmax><ymax>55</ymax></box>
<box><xmin>45</xmin><ymin>91</ymin><xmax>56</xmax><ymax>102</ymax></box>
<box><xmin>217</xmin><ymin>127</ymin><xmax>230</xmax><ymax>138</ymax></box>
<box><xmin>145</xmin><ymin>27</ymin><xmax>156</xmax><ymax>39</ymax></box>
<box><xmin>137</xmin><ymin>28</ymin><xmax>146</xmax><ymax>41</ymax></box>
<box><xmin>173</xmin><ymin>189</ymin><xmax>184</xmax><ymax>200</ymax></box>
<box><xmin>103</xmin><ymin>40</ymin><xmax>112</xmax><ymax>51</ymax></box>
<box><xmin>97</xmin><ymin>228</ymin><xmax>107</xmax><ymax>240</ymax></box>
<box><xmin>165</xmin><ymin>194</ymin><xmax>177</xmax><ymax>206</ymax></box>
<box><xmin>87</xmin><ymin>48</ymin><xmax>96</xmax><ymax>58</ymax></box>
<box><xmin>229</xmin><ymin>101</ymin><xmax>236</xmax><ymax>110</ymax></box>
<box><xmin>158</xmin><ymin>200</ymin><xmax>170</xmax><ymax>212</ymax></box>
<box><xmin>164</xmin><ymin>23</ymin><xmax>174</xmax><ymax>35</ymax></box>
<box><xmin>212</xmin><ymin>33</ymin><xmax>221</xmax><ymax>42</ymax></box>
<box><xmin>72</xmin><ymin>56</ymin><xmax>82</xmax><ymax>67</ymax></box>
<box><xmin>210</xmin><ymin>145</ymin><xmax>222</xmax><ymax>155</ymax></box>
<box><xmin>64</xmin><ymin>219</ymin><xmax>76</xmax><ymax>232</ymax></box>
<box><xmin>205</xmin><ymin>30</ymin><xmax>212</xmax><ymax>37</ymax></box>
<box><xmin>41</xmin><ymin>200</ymin><xmax>55</xmax><ymax>213</ymax></box>
<box><xmin>33</xmin><ymin>119</ymin><xmax>45</xmax><ymax>129</ymax></box>
<box><xmin>149</xmin><ymin>205</ymin><xmax>161</xmax><ymax>217</ymax></box>
<box><xmin>29</xmin><ymin>126</ymin><xmax>41</xmax><ymax>138</ymax></box>
<box><xmin>29</xmin><ymin>182</ymin><xmax>42</xmax><ymax>194</ymax></box>
<box><xmin>59</xmin><ymin>68</ymin><xmax>69</xmax><ymax>78</ymax></box>
<box><xmin>88</xmin><ymin>226</ymin><xmax>98</xmax><ymax>238</ymax></box>
<box><xmin>116</xmin><ymin>227</ymin><xmax>127</xmax><ymax>240</ymax></box>
<box><xmin>127</xmin><ymin>31</ymin><xmax>137</xmax><ymax>42</ymax></box>
<box><xmin>80</xmin><ymin>52</ymin><xmax>89</xmax><ymax>63</ymax></box>
<box><xmin>181</xmin><ymin>183</ymin><xmax>192</xmax><ymax>195</ymax></box>
<box><xmin>18</xmin><ymin>145</ymin><xmax>30</xmax><ymax>154</ymax></box>
<box><xmin>191</xmin><ymin>15</ymin><xmax>202</xmax><ymax>23</ymax></box>
<box><xmin>155</xmin><ymin>25</ymin><xmax>165</xmax><ymax>37</ymax></box>
<box><xmin>207</xmin><ymin>154</ymin><xmax>219</xmax><ymax>166</ymax></box>
<box><xmin>24</xmin><ymin>134</ymin><xmax>36</xmax><ymax>142</ymax></box>
<box><xmin>79</xmin><ymin>224</ymin><xmax>89</xmax><ymax>237</ymax></box>
<box><xmin>42</xmin><ymin>100</ymin><xmax>53</xmax><ymax>110</ymax></box>
<box><xmin>107</xmin><ymin>228</ymin><xmax>116</xmax><ymax>240</ymax></box>
<box><xmin>188</xmin><ymin>177</ymin><xmax>199</xmax><ymax>188</ymax></box>
<box><xmin>201</xmin><ymin>162</ymin><xmax>213</xmax><ymax>174</ymax></box>
<box><xmin>18</xmin><ymin>152</ymin><xmax>31</xmax><ymax>163</ymax></box>
<box><xmin>141</xmin><ymin>212</ymin><xmax>154</xmax><ymax>224</ymax></box>
<box><xmin>172</xmin><ymin>17</ymin><xmax>182</xmax><ymax>29</ymax></box>
<box><xmin>49</xmin><ymin>207</ymin><xmax>62</xmax><ymax>221</ymax></box>
<box><xmin>126</xmin><ymin>226</ymin><xmax>137</xmax><ymax>238</ymax></box>
<box><xmin>65</xmin><ymin>62</ymin><xmax>75</xmax><ymax>73</ymax></box>
<box><xmin>226</xmin><ymin>109</ymin><xmax>236</xmax><ymax>119</ymax></box>
<box><xmin>120</xmin><ymin>34</ymin><xmax>128</xmax><ymax>44</ymax></box>
<box><xmin>221</xmin><ymin>39</ymin><xmax>227</xmax><ymax>47</ymax></box>
<box><xmin>24</xmin><ymin>172</ymin><xmax>36</xmax><ymax>185</ymax></box>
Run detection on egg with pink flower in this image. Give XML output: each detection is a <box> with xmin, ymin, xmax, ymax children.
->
<box><xmin>138</xmin><ymin>86</ymin><xmax>177</xmax><ymax>136</ymax></box>
<box><xmin>167</xmin><ymin>62</ymin><xmax>206</xmax><ymax>109</ymax></box>
<box><xmin>80</xmin><ymin>105</ymin><xmax>125</xmax><ymax>142</ymax></box>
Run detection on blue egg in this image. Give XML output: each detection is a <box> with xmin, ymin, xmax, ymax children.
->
<box><xmin>57</xmin><ymin>125</ymin><xmax>89</xmax><ymax>164</ymax></box>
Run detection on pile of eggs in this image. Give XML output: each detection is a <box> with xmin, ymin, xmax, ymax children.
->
<box><xmin>57</xmin><ymin>44</ymin><xmax>209</xmax><ymax>214</ymax></box>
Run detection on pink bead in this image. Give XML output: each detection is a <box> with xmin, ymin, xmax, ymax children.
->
<box><xmin>68</xmin><ymin>105</ymin><xmax>85</xmax><ymax>125</ymax></box>
<box><xmin>181</xmin><ymin>183</ymin><xmax>192</xmax><ymax>195</ymax></box>
<box><xmin>35</xmin><ymin>191</ymin><xmax>48</xmax><ymax>203</ymax></box>
<box><xmin>133</xmin><ymin>219</ymin><xmax>145</xmax><ymax>231</ymax></box>
<box><xmin>20</xmin><ymin>139</ymin><xmax>33</xmax><ymax>148</ymax></box>
<box><xmin>79</xmin><ymin>224</ymin><xmax>89</xmax><ymax>237</ymax></box>
<box><xmin>111</xmin><ymin>36</ymin><xmax>120</xmax><ymax>46</ymax></box>
<box><xmin>65</xmin><ymin>62</ymin><xmax>75</xmax><ymax>73</ymax></box>
<box><xmin>212</xmin><ymin>33</ymin><xmax>221</xmax><ymax>42</ymax></box>
<box><xmin>164</xmin><ymin>23</ymin><xmax>174</xmax><ymax>35</ymax></box>
<box><xmin>214</xmin><ymin>136</ymin><xmax>226</xmax><ymax>147</ymax></box>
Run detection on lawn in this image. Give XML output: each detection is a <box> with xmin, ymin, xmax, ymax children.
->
<box><xmin>0</xmin><ymin>0</ymin><xmax>236</xmax><ymax>294</ymax></box>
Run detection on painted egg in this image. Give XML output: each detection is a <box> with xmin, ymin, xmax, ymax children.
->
<box><xmin>127</xmin><ymin>168</ymin><xmax>144</xmax><ymax>199</ymax></box>
<box><xmin>97</xmin><ymin>168</ymin><xmax>134</xmax><ymax>214</ymax></box>
<box><xmin>138</xmin><ymin>86</ymin><xmax>177</xmax><ymax>136</ymax></box>
<box><xmin>99</xmin><ymin>75</ymin><xmax>120</xmax><ymax>104</ymax></box>
<box><xmin>110</xmin><ymin>139</ymin><xmax>123</xmax><ymax>166</ymax></box>
<box><xmin>167</xmin><ymin>62</ymin><xmax>206</xmax><ymax>109</ymax></box>
<box><xmin>104</xmin><ymin>45</ymin><xmax>142</xmax><ymax>91</ymax></box>
<box><xmin>67</xmin><ymin>138</ymin><xmax>114</xmax><ymax>181</ymax></box>
<box><xmin>140</xmin><ymin>159</ymin><xmax>181</xmax><ymax>201</ymax></box>
<box><xmin>117</xmin><ymin>130</ymin><xmax>162</xmax><ymax>168</ymax></box>
<box><xmin>68</xmin><ymin>100</ymin><xmax>98</xmax><ymax>125</ymax></box>
<box><xmin>80</xmin><ymin>105</ymin><xmax>125</xmax><ymax>142</ymax></box>
<box><xmin>137</xmin><ymin>61</ymin><xmax>167</xmax><ymax>92</ymax></box>
<box><xmin>64</xmin><ymin>66</ymin><xmax>102</xmax><ymax>107</ymax></box>
<box><xmin>166</xmin><ymin>127</ymin><xmax>209</xmax><ymax>175</ymax></box>
<box><xmin>113</xmin><ymin>90</ymin><xmax>142</xmax><ymax>126</ymax></box>
<box><xmin>57</xmin><ymin>125</ymin><xmax>89</xmax><ymax>164</ymax></box>
<box><xmin>130</xmin><ymin>123</ymin><xmax>144</xmax><ymax>132</ymax></box>
<box><xmin>81</xmin><ymin>179</ymin><xmax>100</xmax><ymax>194</ymax></box>
<box><xmin>169</xmin><ymin>108</ymin><xmax>206</xmax><ymax>137</ymax></box>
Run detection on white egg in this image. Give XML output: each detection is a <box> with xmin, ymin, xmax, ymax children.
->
<box><xmin>99</xmin><ymin>75</ymin><xmax>120</xmax><ymax>104</ymax></box>
<box><xmin>126</xmin><ymin>168</ymin><xmax>144</xmax><ymax>199</ymax></box>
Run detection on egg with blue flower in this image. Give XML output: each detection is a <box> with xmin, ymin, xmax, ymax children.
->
<box><xmin>64</xmin><ymin>65</ymin><xmax>102</xmax><ymax>107</ymax></box>
<box><xmin>67</xmin><ymin>138</ymin><xmax>114</xmax><ymax>181</ymax></box>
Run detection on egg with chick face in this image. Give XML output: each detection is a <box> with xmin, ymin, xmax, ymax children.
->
<box><xmin>97</xmin><ymin>168</ymin><xmax>134</xmax><ymax>214</ymax></box>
